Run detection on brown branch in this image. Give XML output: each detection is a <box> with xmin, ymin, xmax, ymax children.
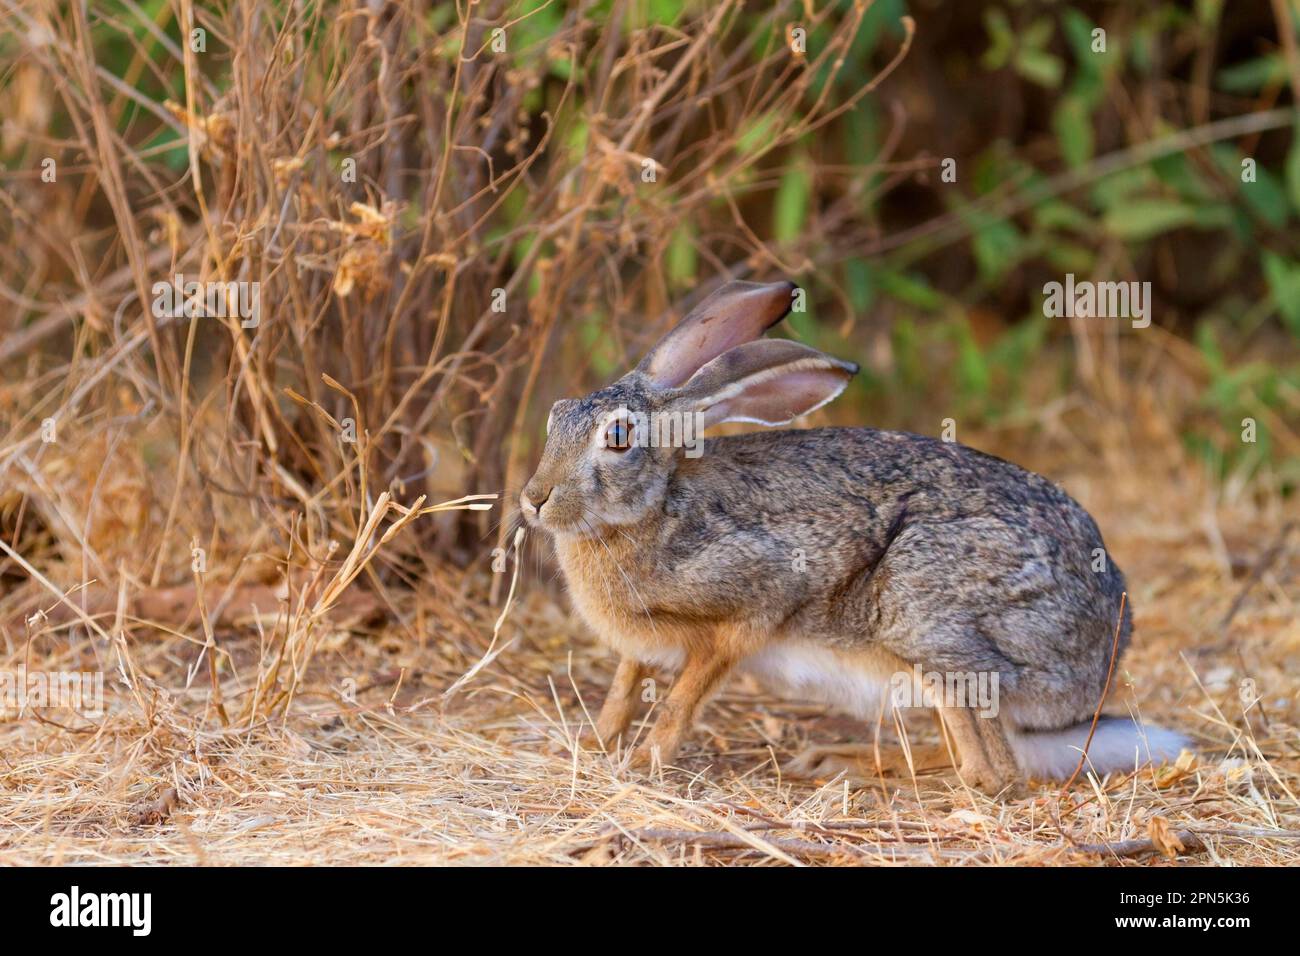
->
<box><xmin>1061</xmin><ymin>592</ymin><xmax>1127</xmax><ymax>794</ymax></box>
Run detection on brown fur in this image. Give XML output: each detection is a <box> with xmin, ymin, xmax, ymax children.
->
<box><xmin>522</xmin><ymin>280</ymin><xmax>1184</xmax><ymax>794</ymax></box>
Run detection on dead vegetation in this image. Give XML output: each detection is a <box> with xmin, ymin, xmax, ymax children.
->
<box><xmin>1</xmin><ymin>399</ymin><xmax>1296</xmax><ymax>866</ymax></box>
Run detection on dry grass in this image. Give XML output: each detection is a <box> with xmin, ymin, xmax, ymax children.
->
<box><xmin>2</xmin><ymin>397</ymin><xmax>1297</xmax><ymax>866</ymax></box>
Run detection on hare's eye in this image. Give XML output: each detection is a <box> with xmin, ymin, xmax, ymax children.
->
<box><xmin>604</xmin><ymin>418</ymin><xmax>634</xmax><ymax>451</ymax></box>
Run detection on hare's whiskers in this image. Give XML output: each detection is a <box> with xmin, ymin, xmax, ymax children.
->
<box><xmin>479</xmin><ymin>485</ymin><xmax>526</xmax><ymax>542</ymax></box>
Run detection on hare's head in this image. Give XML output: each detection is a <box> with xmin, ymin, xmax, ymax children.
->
<box><xmin>520</xmin><ymin>280</ymin><xmax>858</xmax><ymax>537</ymax></box>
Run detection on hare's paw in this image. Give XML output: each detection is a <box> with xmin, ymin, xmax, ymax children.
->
<box><xmin>955</xmin><ymin>757</ymin><xmax>1024</xmax><ymax>798</ymax></box>
<box><xmin>592</xmin><ymin>715</ymin><xmax>631</xmax><ymax>754</ymax></box>
<box><xmin>784</xmin><ymin>745</ymin><xmax>872</xmax><ymax>784</ymax></box>
<box><xmin>785</xmin><ymin>743</ymin><xmax>951</xmax><ymax>784</ymax></box>
<box><xmin>626</xmin><ymin>711</ymin><xmax>692</xmax><ymax>772</ymax></box>
<box><xmin>628</xmin><ymin>741</ymin><xmax>664</xmax><ymax>772</ymax></box>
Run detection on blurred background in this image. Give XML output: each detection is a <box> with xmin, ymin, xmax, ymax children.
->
<box><xmin>3</xmin><ymin>1</ymin><xmax>1298</xmax><ymax>602</ymax></box>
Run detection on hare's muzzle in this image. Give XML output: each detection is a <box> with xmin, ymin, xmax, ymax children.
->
<box><xmin>519</xmin><ymin>482</ymin><xmax>552</xmax><ymax>523</ymax></box>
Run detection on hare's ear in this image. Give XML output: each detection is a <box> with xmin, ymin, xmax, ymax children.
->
<box><xmin>636</xmin><ymin>280</ymin><xmax>797</xmax><ymax>387</ymax></box>
<box><xmin>676</xmin><ymin>338</ymin><xmax>858</xmax><ymax>428</ymax></box>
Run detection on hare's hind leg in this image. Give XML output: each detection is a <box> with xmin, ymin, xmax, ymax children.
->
<box><xmin>938</xmin><ymin>706</ymin><xmax>1022</xmax><ymax>796</ymax></box>
<box><xmin>974</xmin><ymin>712</ymin><xmax>1021</xmax><ymax>784</ymax></box>
<box><xmin>593</xmin><ymin>656</ymin><xmax>646</xmax><ymax>751</ymax></box>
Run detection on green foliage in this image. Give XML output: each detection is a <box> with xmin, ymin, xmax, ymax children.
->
<box><xmin>840</xmin><ymin>1</ymin><xmax>1300</xmax><ymax>483</ymax></box>
<box><xmin>773</xmin><ymin>156</ymin><xmax>811</xmax><ymax>246</ymax></box>
<box><xmin>666</xmin><ymin>222</ymin><xmax>697</xmax><ymax>288</ymax></box>
<box><xmin>983</xmin><ymin>9</ymin><xmax>1063</xmax><ymax>87</ymax></box>
<box><xmin>1263</xmin><ymin>253</ymin><xmax>1300</xmax><ymax>339</ymax></box>
<box><xmin>1286</xmin><ymin>135</ymin><xmax>1300</xmax><ymax>217</ymax></box>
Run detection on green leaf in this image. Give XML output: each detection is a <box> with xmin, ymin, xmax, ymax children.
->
<box><xmin>736</xmin><ymin>114</ymin><xmax>777</xmax><ymax>157</ymax></box>
<box><xmin>988</xmin><ymin>313</ymin><xmax>1048</xmax><ymax>377</ymax></box>
<box><xmin>955</xmin><ymin>319</ymin><xmax>991</xmax><ymax>400</ymax></box>
<box><xmin>844</xmin><ymin>259</ymin><xmax>874</xmax><ymax>313</ymax></box>
<box><xmin>580</xmin><ymin>311</ymin><xmax>619</xmax><ymax>378</ymax></box>
<box><xmin>971</xmin><ymin>217</ymin><xmax>1023</xmax><ymax>283</ymax></box>
<box><xmin>843</xmin><ymin>100</ymin><xmax>880</xmax><ymax>166</ymax></box>
<box><xmin>549</xmin><ymin>56</ymin><xmax>572</xmax><ymax>81</ymax></box>
<box><xmin>1102</xmin><ymin>199</ymin><xmax>1198</xmax><ymax>240</ymax></box>
<box><xmin>666</xmin><ymin>223</ymin><xmax>696</xmax><ymax>287</ymax></box>
<box><xmin>1044</xmin><ymin>241</ymin><xmax>1095</xmax><ymax>273</ymax></box>
<box><xmin>1151</xmin><ymin>152</ymin><xmax>1215</xmax><ymax>200</ymax></box>
<box><xmin>773</xmin><ymin>162</ymin><xmax>810</xmax><ymax>244</ymax></box>
<box><xmin>1033</xmin><ymin>200</ymin><xmax>1093</xmax><ymax>234</ymax></box>
<box><xmin>1091</xmin><ymin>167</ymin><xmax>1158</xmax><ymax>209</ymax></box>
<box><xmin>1021</xmin><ymin>17</ymin><xmax>1055</xmax><ymax>50</ymax></box>
<box><xmin>1014</xmin><ymin>47</ymin><xmax>1064</xmax><ymax>88</ymax></box>
<box><xmin>1195</xmin><ymin>321</ymin><xmax>1225</xmax><ymax>374</ymax></box>
<box><xmin>1210</xmin><ymin>145</ymin><xmax>1288</xmax><ymax>227</ymax></box>
<box><xmin>880</xmin><ymin>270</ymin><xmax>943</xmax><ymax>311</ymax></box>
<box><xmin>1263</xmin><ymin>252</ymin><xmax>1300</xmax><ymax>337</ymax></box>
<box><xmin>1052</xmin><ymin>95</ymin><xmax>1093</xmax><ymax>168</ymax></box>
<box><xmin>1216</xmin><ymin>55</ymin><xmax>1285</xmax><ymax>94</ymax></box>
<box><xmin>141</xmin><ymin>126</ymin><xmax>187</xmax><ymax>172</ymax></box>
<box><xmin>648</xmin><ymin>0</ymin><xmax>685</xmax><ymax>25</ymax></box>
<box><xmin>564</xmin><ymin>118</ymin><xmax>588</xmax><ymax>156</ymax></box>
<box><xmin>1129</xmin><ymin>25</ymin><xmax>1155</xmax><ymax>74</ymax></box>
<box><xmin>982</xmin><ymin>9</ymin><xmax>1014</xmax><ymax>69</ymax></box>
<box><xmin>857</xmin><ymin>0</ymin><xmax>909</xmax><ymax>54</ymax></box>
<box><xmin>1061</xmin><ymin>8</ymin><xmax>1106</xmax><ymax>107</ymax></box>
<box><xmin>1189</xmin><ymin>204</ymin><xmax>1235</xmax><ymax>229</ymax></box>
<box><xmin>891</xmin><ymin>316</ymin><xmax>923</xmax><ymax>388</ymax></box>
<box><xmin>1287</xmin><ymin>132</ymin><xmax>1300</xmax><ymax>216</ymax></box>
<box><xmin>971</xmin><ymin>144</ymin><xmax>1037</xmax><ymax>195</ymax></box>
<box><xmin>1061</xmin><ymin>8</ymin><xmax>1100</xmax><ymax>64</ymax></box>
<box><xmin>1195</xmin><ymin>0</ymin><xmax>1225</xmax><ymax>27</ymax></box>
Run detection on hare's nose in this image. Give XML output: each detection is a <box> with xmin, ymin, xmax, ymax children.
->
<box><xmin>520</xmin><ymin>483</ymin><xmax>552</xmax><ymax>515</ymax></box>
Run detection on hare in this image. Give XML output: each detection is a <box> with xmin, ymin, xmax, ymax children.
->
<box><xmin>520</xmin><ymin>280</ymin><xmax>1187</xmax><ymax>794</ymax></box>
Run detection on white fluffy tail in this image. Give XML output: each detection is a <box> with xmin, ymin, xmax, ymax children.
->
<box><xmin>1008</xmin><ymin>717</ymin><xmax>1188</xmax><ymax>780</ymax></box>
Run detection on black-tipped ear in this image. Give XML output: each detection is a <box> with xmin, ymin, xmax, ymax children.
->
<box><xmin>675</xmin><ymin>338</ymin><xmax>858</xmax><ymax>427</ymax></box>
<box><xmin>636</xmin><ymin>280</ymin><xmax>797</xmax><ymax>387</ymax></box>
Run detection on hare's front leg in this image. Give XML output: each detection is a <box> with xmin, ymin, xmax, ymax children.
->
<box><xmin>593</xmin><ymin>656</ymin><xmax>646</xmax><ymax>750</ymax></box>
<box><xmin>631</xmin><ymin>651</ymin><xmax>734</xmax><ymax>769</ymax></box>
